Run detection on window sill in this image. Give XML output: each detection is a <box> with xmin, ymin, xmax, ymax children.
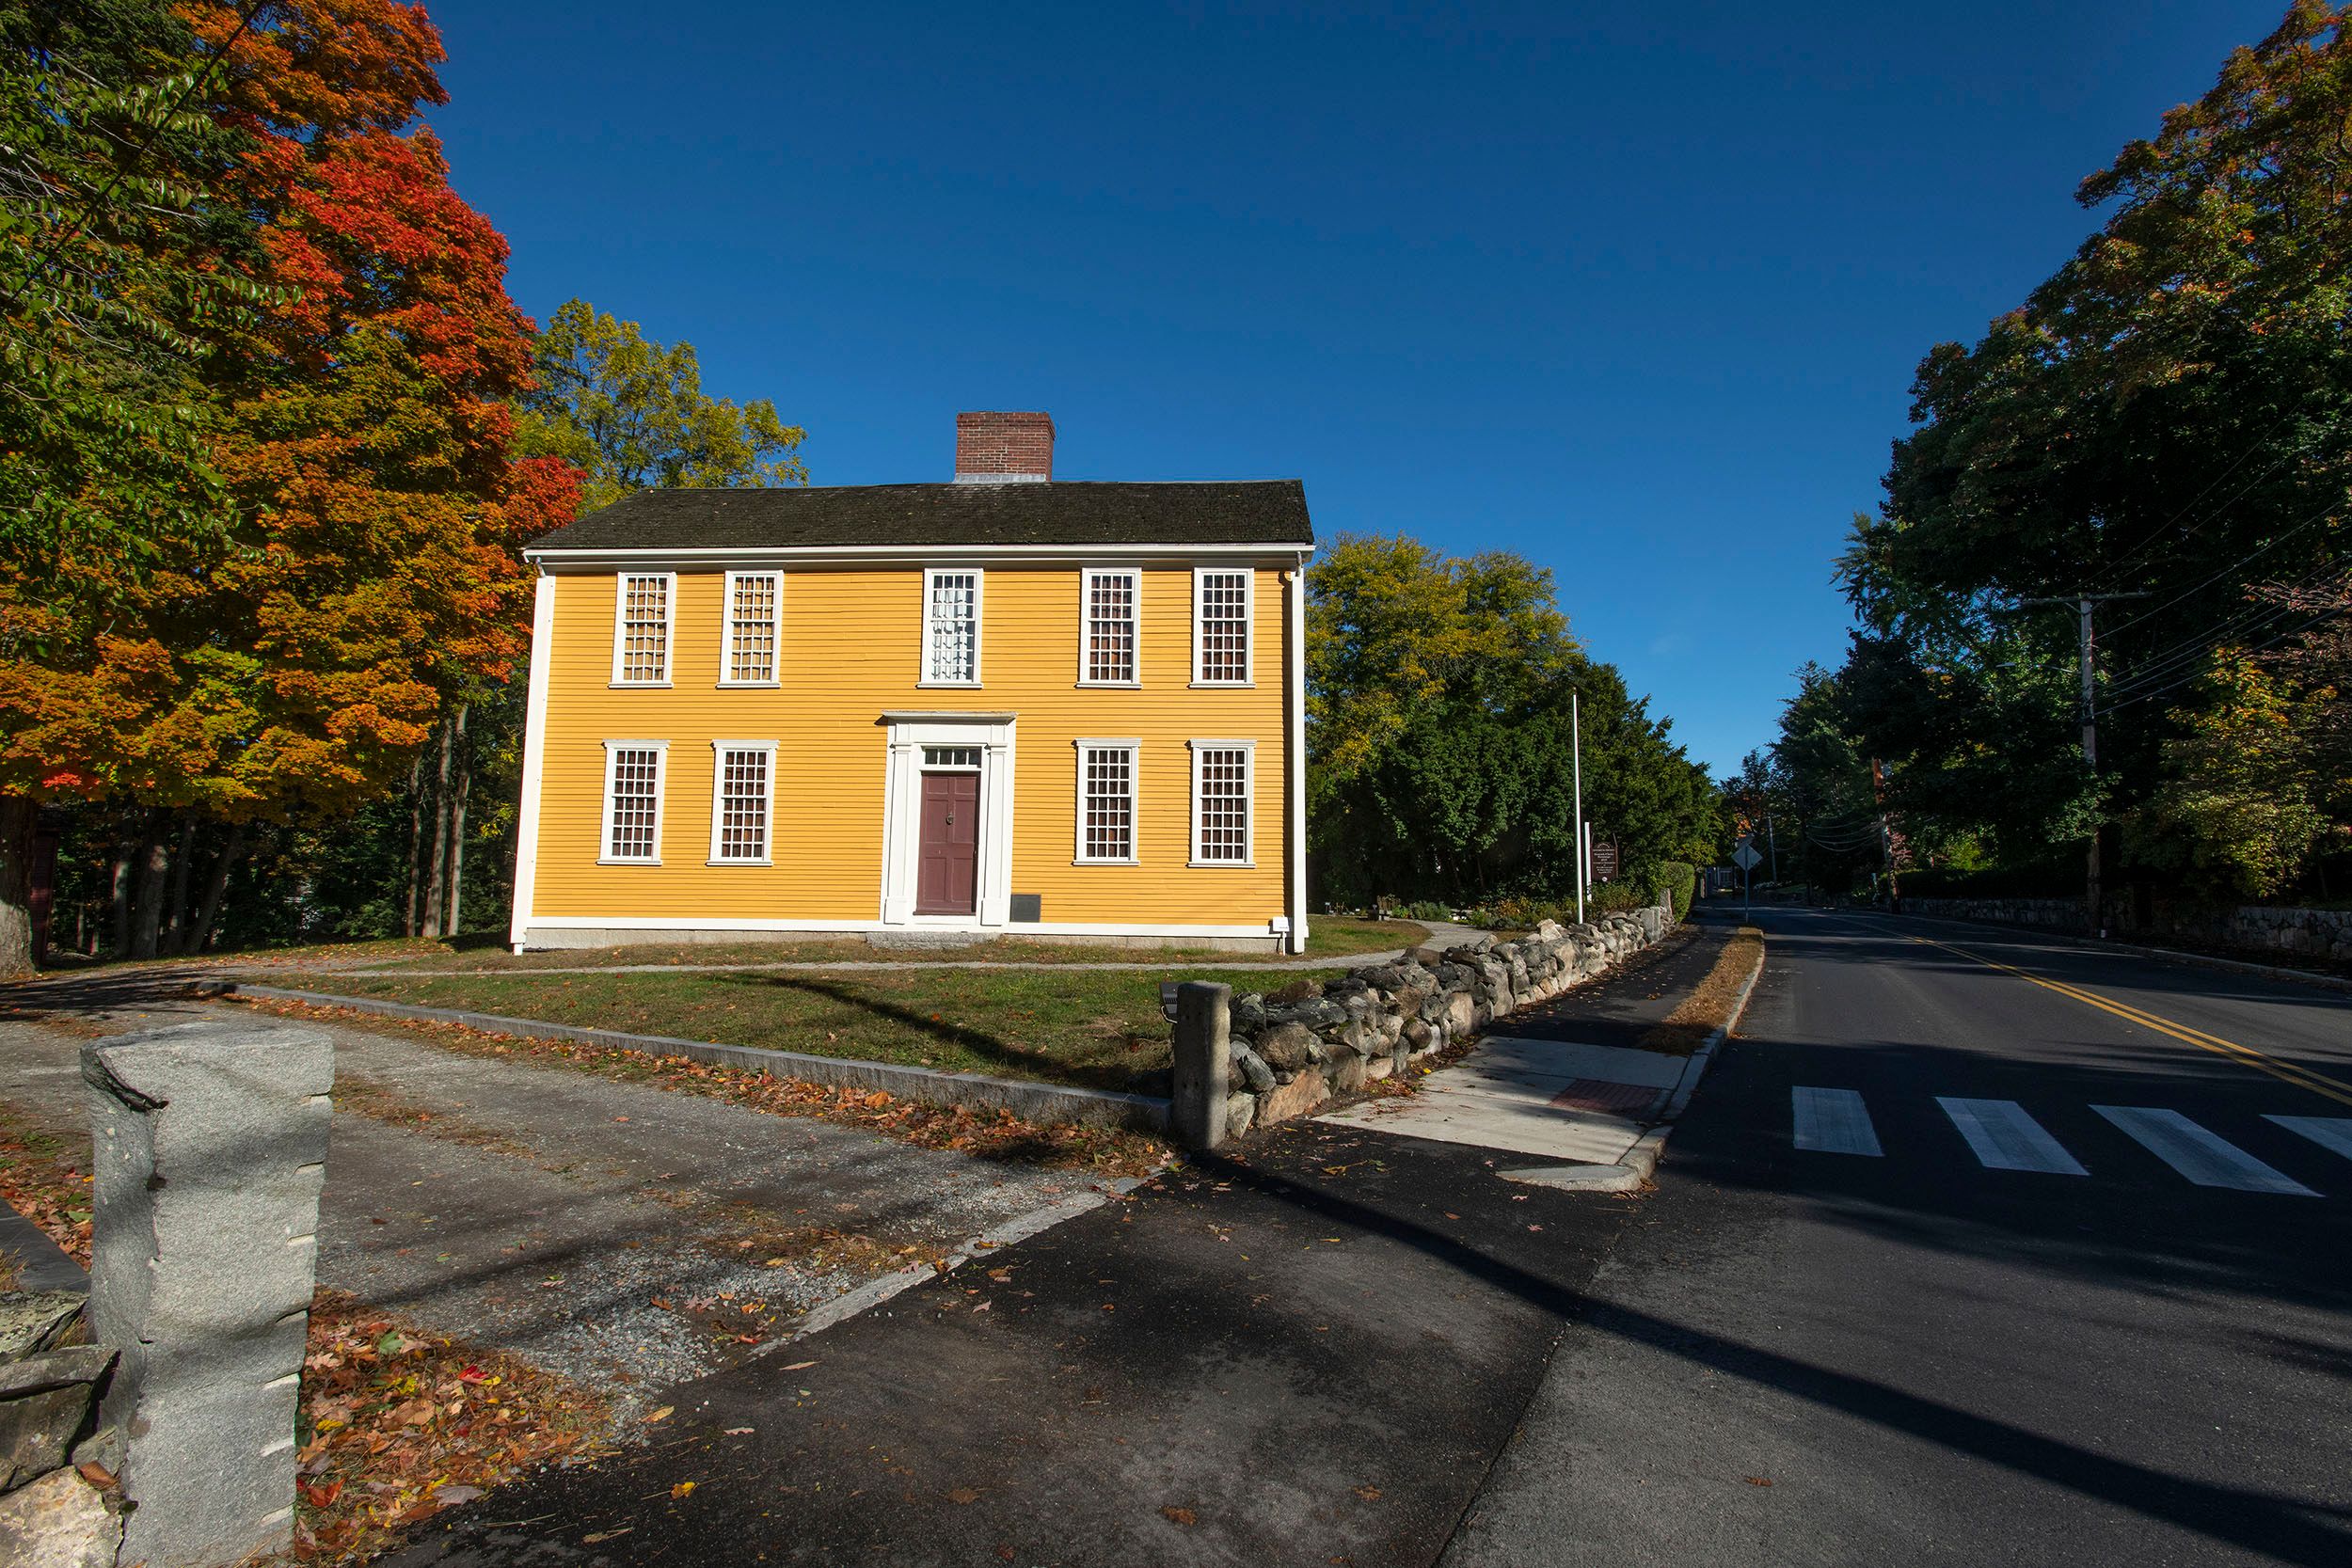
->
<box><xmin>715</xmin><ymin>680</ymin><xmax>782</xmax><ymax>690</ymax></box>
<box><xmin>707</xmin><ymin>859</ymin><xmax>773</xmax><ymax>867</ymax></box>
<box><xmin>1188</xmin><ymin>680</ymin><xmax>1256</xmax><ymax>689</ymax></box>
<box><xmin>915</xmin><ymin>680</ymin><xmax>984</xmax><ymax>689</ymax></box>
<box><xmin>1075</xmin><ymin>679</ymin><xmax>1142</xmax><ymax>689</ymax></box>
<box><xmin>608</xmin><ymin>681</ymin><xmax>674</xmax><ymax>690</ymax></box>
<box><xmin>596</xmin><ymin>857</ymin><xmax>661</xmax><ymax>866</ymax></box>
<box><xmin>1073</xmin><ymin>857</ymin><xmax>1140</xmax><ymax>867</ymax></box>
<box><xmin>1188</xmin><ymin>859</ymin><xmax>1257</xmax><ymax>869</ymax></box>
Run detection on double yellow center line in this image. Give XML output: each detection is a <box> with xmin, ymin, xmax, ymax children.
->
<box><xmin>1912</xmin><ymin>933</ymin><xmax>2352</xmax><ymax>1110</ymax></box>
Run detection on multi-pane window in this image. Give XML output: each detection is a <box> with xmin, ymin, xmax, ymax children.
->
<box><xmin>1190</xmin><ymin>741</ymin><xmax>1253</xmax><ymax>864</ymax></box>
<box><xmin>923</xmin><ymin>745</ymin><xmax>982</xmax><ymax>768</ymax></box>
<box><xmin>925</xmin><ymin>569</ymin><xmax>981</xmax><ymax>684</ymax></box>
<box><xmin>612</xmin><ymin>573</ymin><xmax>674</xmax><ymax>685</ymax></box>
<box><xmin>1075</xmin><ymin>741</ymin><xmax>1138</xmax><ymax>863</ymax></box>
<box><xmin>1082</xmin><ymin>570</ymin><xmax>1139</xmax><ymax>685</ymax></box>
<box><xmin>1194</xmin><ymin>569</ymin><xmax>1250</xmax><ymax>684</ymax></box>
<box><xmin>602</xmin><ymin>742</ymin><xmax>666</xmax><ymax>862</ymax></box>
<box><xmin>710</xmin><ymin>742</ymin><xmax>773</xmax><ymax>863</ymax></box>
<box><xmin>723</xmin><ymin>573</ymin><xmax>781</xmax><ymax>685</ymax></box>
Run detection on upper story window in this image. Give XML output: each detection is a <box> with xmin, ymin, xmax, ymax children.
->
<box><xmin>600</xmin><ymin>740</ymin><xmax>667</xmax><ymax>863</ymax></box>
<box><xmin>1192</xmin><ymin>567</ymin><xmax>1252</xmax><ymax>686</ymax></box>
<box><xmin>611</xmin><ymin>572</ymin><xmax>675</xmax><ymax>686</ymax></box>
<box><xmin>924</xmin><ymin>568</ymin><xmax>982</xmax><ymax>686</ymax></box>
<box><xmin>722</xmin><ymin>572</ymin><xmax>781</xmax><ymax>686</ymax></box>
<box><xmin>1080</xmin><ymin>569</ymin><xmax>1139</xmax><ymax>686</ymax></box>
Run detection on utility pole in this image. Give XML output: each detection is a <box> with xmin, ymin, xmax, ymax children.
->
<box><xmin>1571</xmin><ymin>689</ymin><xmax>1585</xmax><ymax>925</ymax></box>
<box><xmin>2019</xmin><ymin>591</ymin><xmax>2150</xmax><ymax>937</ymax></box>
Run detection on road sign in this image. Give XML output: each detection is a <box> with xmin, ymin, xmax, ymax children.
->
<box><xmin>1733</xmin><ymin>842</ymin><xmax>1762</xmax><ymax>872</ymax></box>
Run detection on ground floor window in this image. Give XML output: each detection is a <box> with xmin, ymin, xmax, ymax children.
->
<box><xmin>709</xmin><ymin>741</ymin><xmax>775</xmax><ymax>863</ymax></box>
<box><xmin>601</xmin><ymin>741</ymin><xmax>667</xmax><ymax>863</ymax></box>
<box><xmin>1074</xmin><ymin>739</ymin><xmax>1139</xmax><ymax>863</ymax></box>
<box><xmin>1189</xmin><ymin>739</ymin><xmax>1255</xmax><ymax>865</ymax></box>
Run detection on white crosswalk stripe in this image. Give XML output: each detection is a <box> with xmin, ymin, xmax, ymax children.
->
<box><xmin>1791</xmin><ymin>1086</ymin><xmax>1881</xmax><ymax>1156</ymax></box>
<box><xmin>1936</xmin><ymin>1098</ymin><xmax>2088</xmax><ymax>1176</ymax></box>
<box><xmin>2092</xmin><ymin>1106</ymin><xmax>2318</xmax><ymax>1196</ymax></box>
<box><xmin>2266</xmin><ymin>1116</ymin><xmax>2352</xmax><ymax>1164</ymax></box>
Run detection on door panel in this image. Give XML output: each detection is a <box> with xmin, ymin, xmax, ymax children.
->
<box><xmin>915</xmin><ymin>771</ymin><xmax>979</xmax><ymax>915</ymax></box>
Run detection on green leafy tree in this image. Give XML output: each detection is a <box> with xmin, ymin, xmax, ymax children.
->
<box><xmin>515</xmin><ymin>298</ymin><xmax>806</xmax><ymax>512</ymax></box>
<box><xmin>1832</xmin><ymin>3</ymin><xmax>2352</xmax><ymax>899</ymax></box>
<box><xmin>1306</xmin><ymin>533</ymin><xmax>1711</xmax><ymax>910</ymax></box>
<box><xmin>2125</xmin><ymin>654</ymin><xmax>2329</xmax><ymax>898</ymax></box>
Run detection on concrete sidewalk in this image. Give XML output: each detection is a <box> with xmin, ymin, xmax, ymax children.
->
<box><xmin>1319</xmin><ymin>921</ymin><xmax>1733</xmax><ymax>1164</ymax></box>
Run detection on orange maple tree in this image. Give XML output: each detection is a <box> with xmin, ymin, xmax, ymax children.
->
<box><xmin>0</xmin><ymin>1</ymin><xmax>575</xmax><ymax>968</ymax></box>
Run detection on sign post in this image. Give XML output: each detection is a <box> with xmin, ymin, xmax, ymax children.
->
<box><xmin>1733</xmin><ymin>839</ymin><xmax>1762</xmax><ymax>920</ymax></box>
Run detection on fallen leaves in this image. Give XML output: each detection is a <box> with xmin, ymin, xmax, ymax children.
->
<box><xmin>1160</xmin><ymin>1505</ymin><xmax>1198</xmax><ymax>1527</ymax></box>
<box><xmin>643</xmin><ymin>1405</ymin><xmax>675</xmax><ymax>1425</ymax></box>
<box><xmin>291</xmin><ymin>1289</ymin><xmax>610</xmax><ymax>1564</ymax></box>
<box><xmin>946</xmin><ymin>1486</ymin><xmax>982</xmax><ymax>1504</ymax></box>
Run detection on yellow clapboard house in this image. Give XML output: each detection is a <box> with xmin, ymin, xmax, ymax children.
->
<box><xmin>507</xmin><ymin>412</ymin><xmax>1314</xmax><ymax>954</ymax></box>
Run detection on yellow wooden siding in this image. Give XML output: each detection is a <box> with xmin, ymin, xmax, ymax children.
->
<box><xmin>528</xmin><ymin>564</ymin><xmax>1290</xmax><ymax>927</ymax></box>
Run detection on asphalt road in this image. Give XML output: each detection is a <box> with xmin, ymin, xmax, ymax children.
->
<box><xmin>1445</xmin><ymin>905</ymin><xmax>2352</xmax><ymax>1568</ymax></box>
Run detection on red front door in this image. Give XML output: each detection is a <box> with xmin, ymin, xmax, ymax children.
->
<box><xmin>915</xmin><ymin>770</ymin><xmax>979</xmax><ymax>915</ymax></box>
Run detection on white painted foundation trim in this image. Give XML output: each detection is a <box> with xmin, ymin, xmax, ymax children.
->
<box><xmin>507</xmin><ymin>572</ymin><xmax>557</xmax><ymax>953</ymax></box>
<box><xmin>519</xmin><ymin>916</ymin><xmax>1279</xmax><ymax>938</ymax></box>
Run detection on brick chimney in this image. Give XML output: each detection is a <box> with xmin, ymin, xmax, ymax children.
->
<box><xmin>954</xmin><ymin>411</ymin><xmax>1055</xmax><ymax>483</ymax></box>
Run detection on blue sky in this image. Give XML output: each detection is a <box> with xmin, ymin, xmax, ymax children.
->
<box><xmin>426</xmin><ymin>1</ymin><xmax>2287</xmax><ymax>777</ymax></box>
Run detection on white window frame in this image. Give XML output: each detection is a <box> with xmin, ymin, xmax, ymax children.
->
<box><xmin>609</xmin><ymin>571</ymin><xmax>676</xmax><ymax>688</ymax></box>
<box><xmin>598</xmin><ymin>739</ymin><xmax>669</xmax><ymax>864</ymax></box>
<box><xmin>706</xmin><ymin>739</ymin><xmax>777</xmax><ymax>865</ymax></box>
<box><xmin>1188</xmin><ymin>738</ymin><xmax>1256</xmax><ymax>867</ymax></box>
<box><xmin>1190</xmin><ymin>565</ymin><xmax>1254</xmax><ymax>687</ymax></box>
<box><xmin>919</xmin><ymin>566</ymin><xmax>985</xmax><ymax>688</ymax></box>
<box><xmin>1073</xmin><ymin>737</ymin><xmax>1141</xmax><ymax>865</ymax></box>
<box><xmin>718</xmin><ymin>570</ymin><xmax>783</xmax><ymax>688</ymax></box>
<box><xmin>1076</xmin><ymin>567</ymin><xmax>1142</xmax><ymax>688</ymax></box>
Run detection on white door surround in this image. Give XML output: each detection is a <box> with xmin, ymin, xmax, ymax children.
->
<box><xmin>879</xmin><ymin>711</ymin><xmax>1016</xmax><ymax>927</ymax></box>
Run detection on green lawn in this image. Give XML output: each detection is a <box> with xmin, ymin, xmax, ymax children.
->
<box><xmin>246</xmin><ymin>963</ymin><xmax>1323</xmax><ymax>1097</ymax></box>
<box><xmin>219</xmin><ymin>916</ymin><xmax>1424</xmax><ymax>974</ymax></box>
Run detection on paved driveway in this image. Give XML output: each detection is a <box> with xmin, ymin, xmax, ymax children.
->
<box><xmin>0</xmin><ymin>973</ymin><xmax>1110</xmax><ymax>1413</ymax></box>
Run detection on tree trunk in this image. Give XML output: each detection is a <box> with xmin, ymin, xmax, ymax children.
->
<box><xmin>442</xmin><ymin>706</ymin><xmax>471</xmax><ymax>938</ymax></box>
<box><xmin>163</xmin><ymin>816</ymin><xmax>195</xmax><ymax>956</ymax></box>
<box><xmin>109</xmin><ymin>839</ymin><xmax>133</xmax><ymax>958</ymax></box>
<box><xmin>404</xmin><ymin>756</ymin><xmax>425</xmax><ymax>938</ymax></box>
<box><xmin>0</xmin><ymin>795</ymin><xmax>39</xmax><ymax>977</ymax></box>
<box><xmin>422</xmin><ymin>714</ymin><xmax>456</xmax><ymax>938</ymax></box>
<box><xmin>190</xmin><ymin>825</ymin><xmax>243</xmax><ymax>954</ymax></box>
<box><xmin>130</xmin><ymin>828</ymin><xmax>168</xmax><ymax>960</ymax></box>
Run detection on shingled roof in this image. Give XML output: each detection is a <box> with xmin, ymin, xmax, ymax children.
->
<box><xmin>525</xmin><ymin>481</ymin><xmax>1313</xmax><ymax>555</ymax></box>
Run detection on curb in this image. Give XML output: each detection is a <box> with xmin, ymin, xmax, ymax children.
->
<box><xmin>753</xmin><ymin>1176</ymin><xmax>1151</xmax><ymax>1354</ymax></box>
<box><xmin>1857</xmin><ymin>910</ymin><xmax>2352</xmax><ymax>998</ymax></box>
<box><xmin>1498</xmin><ymin>927</ymin><xmax>1766</xmax><ymax>1195</ymax></box>
<box><xmin>222</xmin><ymin>982</ymin><xmax>1171</xmax><ymax>1133</ymax></box>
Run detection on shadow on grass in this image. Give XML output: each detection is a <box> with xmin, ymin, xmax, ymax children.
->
<box><xmin>712</xmin><ymin>973</ymin><xmax>1167</xmax><ymax>1099</ymax></box>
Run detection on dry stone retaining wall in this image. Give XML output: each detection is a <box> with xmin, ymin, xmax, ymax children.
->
<box><xmin>1218</xmin><ymin>902</ymin><xmax>1676</xmax><ymax>1137</ymax></box>
<box><xmin>1902</xmin><ymin>897</ymin><xmax>2352</xmax><ymax>965</ymax></box>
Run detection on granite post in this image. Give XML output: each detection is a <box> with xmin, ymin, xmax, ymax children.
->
<box><xmin>1169</xmin><ymin>982</ymin><xmax>1232</xmax><ymax>1150</ymax></box>
<box><xmin>82</xmin><ymin>1021</ymin><xmax>334</xmax><ymax>1568</ymax></box>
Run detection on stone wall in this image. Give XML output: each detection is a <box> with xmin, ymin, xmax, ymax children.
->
<box><xmin>1217</xmin><ymin>903</ymin><xmax>1676</xmax><ymax>1137</ymax></box>
<box><xmin>1900</xmin><ymin>896</ymin><xmax>2352</xmax><ymax>965</ymax></box>
<box><xmin>0</xmin><ymin>1288</ymin><xmax>119</xmax><ymax>1566</ymax></box>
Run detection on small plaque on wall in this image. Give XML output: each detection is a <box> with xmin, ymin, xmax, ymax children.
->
<box><xmin>1009</xmin><ymin>894</ymin><xmax>1042</xmax><ymax>923</ymax></box>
